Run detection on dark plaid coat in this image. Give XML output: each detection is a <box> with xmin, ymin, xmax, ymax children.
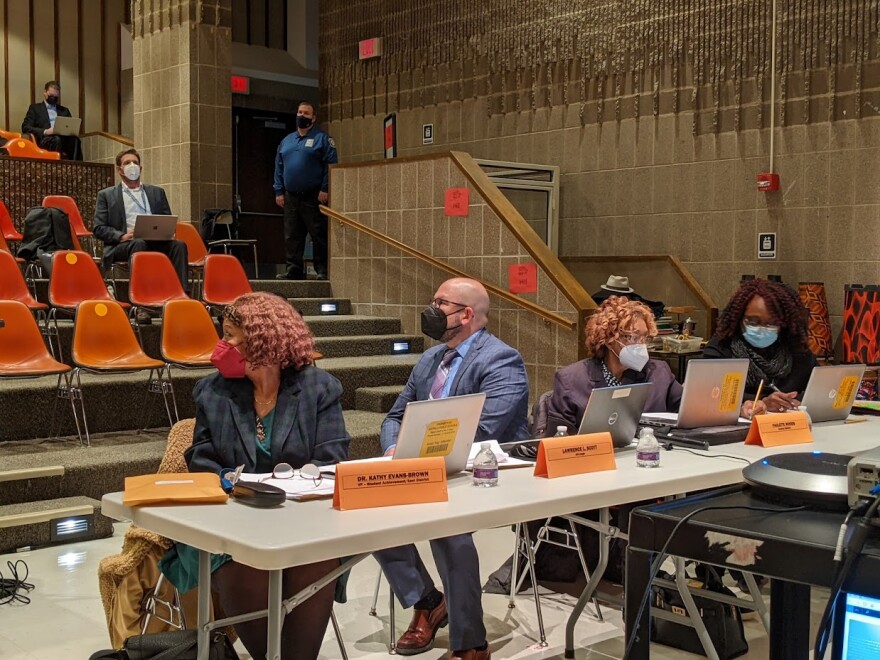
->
<box><xmin>186</xmin><ymin>365</ymin><xmax>350</xmax><ymax>474</ymax></box>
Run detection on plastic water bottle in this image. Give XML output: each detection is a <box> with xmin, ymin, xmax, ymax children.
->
<box><xmin>472</xmin><ymin>441</ymin><xmax>499</xmax><ymax>488</ymax></box>
<box><xmin>554</xmin><ymin>425</ymin><xmax>567</xmax><ymax>437</ymax></box>
<box><xmin>796</xmin><ymin>405</ymin><xmax>813</xmax><ymax>430</ymax></box>
<box><xmin>636</xmin><ymin>427</ymin><xmax>660</xmax><ymax>468</ymax></box>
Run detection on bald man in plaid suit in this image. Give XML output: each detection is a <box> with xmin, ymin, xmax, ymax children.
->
<box><xmin>375</xmin><ymin>278</ymin><xmax>529</xmax><ymax>660</ymax></box>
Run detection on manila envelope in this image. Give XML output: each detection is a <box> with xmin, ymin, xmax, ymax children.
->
<box><xmin>534</xmin><ymin>433</ymin><xmax>616</xmax><ymax>479</ymax></box>
<box><xmin>123</xmin><ymin>472</ymin><xmax>228</xmax><ymax>507</ymax></box>
<box><xmin>333</xmin><ymin>457</ymin><xmax>447</xmax><ymax>511</ymax></box>
<box><xmin>744</xmin><ymin>411</ymin><xmax>814</xmax><ymax>447</ymax></box>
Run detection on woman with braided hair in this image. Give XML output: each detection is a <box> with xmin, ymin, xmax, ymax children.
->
<box><xmin>703</xmin><ymin>278</ymin><xmax>817</xmax><ymax>418</ymax></box>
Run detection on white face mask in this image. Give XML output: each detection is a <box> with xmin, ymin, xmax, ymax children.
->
<box><xmin>618</xmin><ymin>343</ymin><xmax>650</xmax><ymax>372</ymax></box>
<box><xmin>122</xmin><ymin>162</ymin><xmax>141</xmax><ymax>182</ymax></box>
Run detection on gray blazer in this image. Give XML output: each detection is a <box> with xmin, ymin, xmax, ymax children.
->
<box><xmin>93</xmin><ymin>183</ymin><xmax>172</xmax><ymax>267</ymax></box>
<box><xmin>380</xmin><ymin>329</ymin><xmax>530</xmax><ymax>452</ymax></box>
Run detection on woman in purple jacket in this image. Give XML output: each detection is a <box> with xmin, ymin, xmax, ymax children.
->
<box><xmin>545</xmin><ymin>296</ymin><xmax>682</xmax><ymax>435</ymax></box>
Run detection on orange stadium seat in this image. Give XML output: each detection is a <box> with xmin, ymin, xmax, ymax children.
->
<box><xmin>0</xmin><ymin>199</ymin><xmax>23</xmax><ymax>242</ymax></box>
<box><xmin>4</xmin><ymin>137</ymin><xmax>60</xmax><ymax>160</ymax></box>
<box><xmin>174</xmin><ymin>222</ymin><xmax>208</xmax><ymax>296</ymax></box>
<box><xmin>43</xmin><ymin>195</ymin><xmax>96</xmax><ymax>257</ymax></box>
<box><xmin>0</xmin><ymin>300</ymin><xmax>82</xmax><ymax>443</ymax></box>
<box><xmin>71</xmin><ymin>300</ymin><xmax>173</xmax><ymax>444</ymax></box>
<box><xmin>201</xmin><ymin>254</ymin><xmax>252</xmax><ymax>309</ymax></box>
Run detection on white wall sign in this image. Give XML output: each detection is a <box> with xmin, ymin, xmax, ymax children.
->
<box><xmin>758</xmin><ymin>232</ymin><xmax>777</xmax><ymax>259</ymax></box>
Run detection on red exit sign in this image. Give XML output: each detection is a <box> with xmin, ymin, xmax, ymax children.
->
<box><xmin>230</xmin><ymin>75</ymin><xmax>250</xmax><ymax>95</ymax></box>
<box><xmin>358</xmin><ymin>37</ymin><xmax>383</xmax><ymax>60</ymax></box>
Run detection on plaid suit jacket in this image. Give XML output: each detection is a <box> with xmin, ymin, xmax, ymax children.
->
<box><xmin>380</xmin><ymin>329</ymin><xmax>530</xmax><ymax>452</ymax></box>
<box><xmin>186</xmin><ymin>365</ymin><xmax>351</xmax><ymax>474</ymax></box>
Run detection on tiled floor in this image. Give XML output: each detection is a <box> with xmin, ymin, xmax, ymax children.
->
<box><xmin>0</xmin><ymin>523</ymin><xmax>831</xmax><ymax>659</ymax></box>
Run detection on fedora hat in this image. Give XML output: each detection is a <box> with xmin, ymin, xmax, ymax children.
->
<box><xmin>600</xmin><ymin>275</ymin><xmax>634</xmax><ymax>294</ymax></box>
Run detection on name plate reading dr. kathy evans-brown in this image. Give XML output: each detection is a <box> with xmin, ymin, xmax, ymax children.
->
<box><xmin>534</xmin><ymin>433</ymin><xmax>616</xmax><ymax>479</ymax></box>
<box><xmin>332</xmin><ymin>457</ymin><xmax>448</xmax><ymax>511</ymax></box>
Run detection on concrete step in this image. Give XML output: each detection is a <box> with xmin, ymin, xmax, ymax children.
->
<box><xmin>355</xmin><ymin>385</ymin><xmax>404</xmax><ymax>415</ymax></box>
<box><xmin>315</xmin><ymin>334</ymin><xmax>424</xmax><ymax>358</ymax></box>
<box><xmin>253</xmin><ymin>279</ymin><xmax>333</xmax><ymax>298</ymax></box>
<box><xmin>303</xmin><ymin>315</ymin><xmax>403</xmax><ymax>337</ymax></box>
<box><xmin>0</xmin><ymin>496</ymin><xmax>114</xmax><ymax>553</ymax></box>
<box><xmin>0</xmin><ymin>368</ymin><xmax>212</xmax><ymax>441</ymax></box>
<box><xmin>355</xmin><ymin>385</ymin><xmax>404</xmax><ymax>414</ymax></box>
<box><xmin>318</xmin><ymin>354</ymin><xmax>421</xmax><ymax>409</ymax></box>
<box><xmin>289</xmin><ymin>298</ymin><xmax>352</xmax><ymax>316</ymax></box>
<box><xmin>0</xmin><ymin>410</ymin><xmax>385</xmax><ymax>508</ymax></box>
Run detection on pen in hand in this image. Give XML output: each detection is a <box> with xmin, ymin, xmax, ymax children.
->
<box><xmin>749</xmin><ymin>379</ymin><xmax>765</xmax><ymax>419</ymax></box>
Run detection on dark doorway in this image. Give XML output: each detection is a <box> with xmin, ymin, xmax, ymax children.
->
<box><xmin>232</xmin><ymin>107</ymin><xmax>296</xmax><ymax>276</ymax></box>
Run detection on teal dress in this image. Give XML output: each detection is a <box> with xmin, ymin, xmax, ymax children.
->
<box><xmin>159</xmin><ymin>408</ymin><xmax>348</xmax><ymax>602</ymax></box>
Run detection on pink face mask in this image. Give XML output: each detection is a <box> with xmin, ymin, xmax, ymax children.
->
<box><xmin>211</xmin><ymin>340</ymin><xmax>246</xmax><ymax>379</ymax></box>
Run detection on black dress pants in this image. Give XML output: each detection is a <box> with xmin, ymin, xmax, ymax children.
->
<box><xmin>282</xmin><ymin>190</ymin><xmax>327</xmax><ymax>279</ymax></box>
<box><xmin>110</xmin><ymin>239</ymin><xmax>190</xmax><ymax>294</ymax></box>
<box><xmin>39</xmin><ymin>134</ymin><xmax>82</xmax><ymax>160</ymax></box>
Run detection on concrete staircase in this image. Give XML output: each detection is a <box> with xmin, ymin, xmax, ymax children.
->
<box><xmin>0</xmin><ymin>278</ymin><xmax>423</xmax><ymax>552</ymax></box>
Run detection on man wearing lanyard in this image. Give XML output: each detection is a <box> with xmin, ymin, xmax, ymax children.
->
<box><xmin>273</xmin><ymin>101</ymin><xmax>337</xmax><ymax>280</ymax></box>
<box><xmin>93</xmin><ymin>149</ymin><xmax>189</xmax><ymax>301</ymax></box>
<box><xmin>374</xmin><ymin>278</ymin><xmax>530</xmax><ymax>660</ymax></box>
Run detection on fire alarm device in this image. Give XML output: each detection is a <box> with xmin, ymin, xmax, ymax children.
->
<box><xmin>757</xmin><ymin>173</ymin><xmax>780</xmax><ymax>192</ymax></box>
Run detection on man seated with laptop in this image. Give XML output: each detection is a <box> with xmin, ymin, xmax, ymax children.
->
<box><xmin>374</xmin><ymin>277</ymin><xmax>529</xmax><ymax>660</ymax></box>
<box><xmin>93</xmin><ymin>148</ymin><xmax>190</xmax><ymax>307</ymax></box>
<box><xmin>21</xmin><ymin>80</ymin><xmax>82</xmax><ymax>160</ymax></box>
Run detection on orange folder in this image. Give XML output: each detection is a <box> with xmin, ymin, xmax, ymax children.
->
<box><xmin>333</xmin><ymin>457</ymin><xmax>448</xmax><ymax>511</ymax></box>
<box><xmin>123</xmin><ymin>472</ymin><xmax>228</xmax><ymax>507</ymax></box>
<box><xmin>534</xmin><ymin>432</ymin><xmax>616</xmax><ymax>479</ymax></box>
<box><xmin>744</xmin><ymin>411</ymin><xmax>814</xmax><ymax>447</ymax></box>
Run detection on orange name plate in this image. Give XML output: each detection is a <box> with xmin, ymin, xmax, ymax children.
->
<box><xmin>534</xmin><ymin>433</ymin><xmax>616</xmax><ymax>479</ymax></box>
<box><xmin>332</xmin><ymin>457</ymin><xmax>448</xmax><ymax>511</ymax></box>
<box><xmin>744</xmin><ymin>411</ymin><xmax>814</xmax><ymax>447</ymax></box>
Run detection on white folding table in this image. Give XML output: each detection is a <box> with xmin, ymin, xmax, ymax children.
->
<box><xmin>102</xmin><ymin>417</ymin><xmax>880</xmax><ymax>660</ymax></box>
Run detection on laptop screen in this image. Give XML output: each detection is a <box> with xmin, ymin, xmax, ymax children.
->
<box><xmin>835</xmin><ymin>592</ymin><xmax>880</xmax><ymax>658</ymax></box>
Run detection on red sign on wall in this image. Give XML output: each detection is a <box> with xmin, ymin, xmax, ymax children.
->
<box><xmin>230</xmin><ymin>75</ymin><xmax>250</xmax><ymax>95</ymax></box>
<box><xmin>359</xmin><ymin>38</ymin><xmax>383</xmax><ymax>60</ymax></box>
<box><xmin>444</xmin><ymin>188</ymin><xmax>469</xmax><ymax>216</ymax></box>
<box><xmin>508</xmin><ymin>263</ymin><xmax>538</xmax><ymax>294</ymax></box>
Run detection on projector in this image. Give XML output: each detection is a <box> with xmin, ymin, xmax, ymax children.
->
<box><xmin>848</xmin><ymin>446</ymin><xmax>880</xmax><ymax>507</ymax></box>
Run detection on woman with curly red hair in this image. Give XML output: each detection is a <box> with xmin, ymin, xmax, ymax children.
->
<box><xmin>704</xmin><ymin>278</ymin><xmax>816</xmax><ymax>416</ymax></box>
<box><xmin>545</xmin><ymin>296</ymin><xmax>683</xmax><ymax>435</ymax></box>
<box><xmin>183</xmin><ymin>291</ymin><xmax>350</xmax><ymax>659</ymax></box>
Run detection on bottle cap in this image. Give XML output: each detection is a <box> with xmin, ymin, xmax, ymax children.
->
<box><xmin>481</xmin><ymin>441</ymin><xmax>492</xmax><ymax>449</ymax></box>
<box><xmin>556</xmin><ymin>425</ymin><xmax>566</xmax><ymax>432</ymax></box>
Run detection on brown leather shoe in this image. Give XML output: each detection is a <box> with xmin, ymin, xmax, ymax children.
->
<box><xmin>395</xmin><ymin>596</ymin><xmax>448</xmax><ymax>655</ymax></box>
<box><xmin>450</xmin><ymin>647</ymin><xmax>491</xmax><ymax>660</ymax></box>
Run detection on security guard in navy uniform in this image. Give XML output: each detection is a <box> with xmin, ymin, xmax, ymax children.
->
<box><xmin>273</xmin><ymin>101</ymin><xmax>338</xmax><ymax>280</ymax></box>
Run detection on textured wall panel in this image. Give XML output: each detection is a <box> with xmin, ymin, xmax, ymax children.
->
<box><xmin>0</xmin><ymin>157</ymin><xmax>113</xmax><ymax>232</ymax></box>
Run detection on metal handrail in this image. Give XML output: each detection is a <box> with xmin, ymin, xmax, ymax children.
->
<box><xmin>320</xmin><ymin>205</ymin><xmax>576</xmax><ymax>330</ymax></box>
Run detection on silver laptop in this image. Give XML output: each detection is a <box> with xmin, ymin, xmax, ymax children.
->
<box><xmin>643</xmin><ymin>359</ymin><xmax>749</xmax><ymax>429</ymax></box>
<box><xmin>392</xmin><ymin>392</ymin><xmax>487</xmax><ymax>474</ymax></box>
<box><xmin>133</xmin><ymin>214</ymin><xmax>178</xmax><ymax>241</ymax></box>
<box><xmin>578</xmin><ymin>383</ymin><xmax>652</xmax><ymax>448</ymax></box>
<box><xmin>52</xmin><ymin>117</ymin><xmax>81</xmax><ymax>136</ymax></box>
<box><xmin>801</xmin><ymin>364</ymin><xmax>866</xmax><ymax>423</ymax></box>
